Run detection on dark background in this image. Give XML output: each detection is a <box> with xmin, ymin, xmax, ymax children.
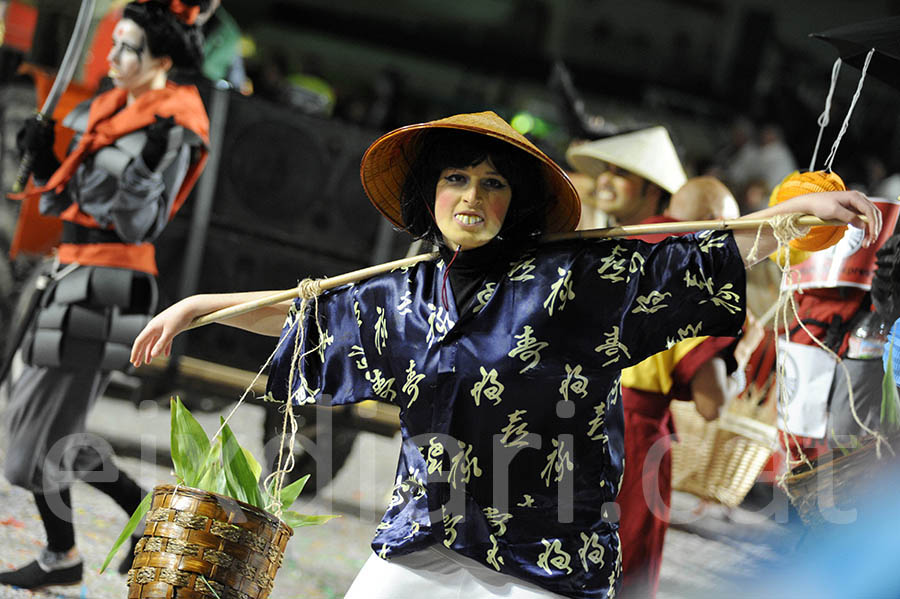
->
<box><xmin>225</xmin><ymin>0</ymin><xmax>900</xmax><ymax>178</ymax></box>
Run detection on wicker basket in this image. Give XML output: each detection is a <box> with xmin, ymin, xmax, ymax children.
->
<box><xmin>670</xmin><ymin>396</ymin><xmax>778</xmax><ymax>507</ymax></box>
<box><xmin>784</xmin><ymin>433</ymin><xmax>900</xmax><ymax>527</ymax></box>
<box><xmin>125</xmin><ymin>485</ymin><xmax>293</xmax><ymax>599</ymax></box>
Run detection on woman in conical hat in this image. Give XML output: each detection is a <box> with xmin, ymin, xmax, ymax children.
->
<box><xmin>1</xmin><ymin>0</ymin><xmax>211</xmax><ymax>591</ymax></box>
<box><xmin>131</xmin><ymin>111</ymin><xmax>879</xmax><ymax>598</ymax></box>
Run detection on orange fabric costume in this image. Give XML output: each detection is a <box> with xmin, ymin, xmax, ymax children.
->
<box><xmin>16</xmin><ymin>82</ymin><xmax>209</xmax><ymax>274</ymax></box>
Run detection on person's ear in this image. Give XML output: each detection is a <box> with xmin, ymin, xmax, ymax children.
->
<box><xmin>157</xmin><ymin>55</ymin><xmax>173</xmax><ymax>74</ymax></box>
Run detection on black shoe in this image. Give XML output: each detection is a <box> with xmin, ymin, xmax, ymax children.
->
<box><xmin>0</xmin><ymin>558</ymin><xmax>83</xmax><ymax>590</ymax></box>
<box><xmin>118</xmin><ymin>535</ymin><xmax>141</xmax><ymax>575</ymax></box>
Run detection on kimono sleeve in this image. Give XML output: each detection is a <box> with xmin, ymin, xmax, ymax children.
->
<box><xmin>265</xmin><ymin>284</ymin><xmax>379</xmax><ymax>407</ymax></box>
<box><xmin>620</xmin><ymin>230</ymin><xmax>746</xmax><ymax>365</ymax></box>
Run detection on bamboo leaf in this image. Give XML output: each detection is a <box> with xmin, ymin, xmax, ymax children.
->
<box><xmin>882</xmin><ymin>342</ymin><xmax>900</xmax><ymax>432</ymax></box>
<box><xmin>242</xmin><ymin>448</ymin><xmax>262</xmax><ymax>483</ymax></box>
<box><xmin>281</xmin><ymin>511</ymin><xmax>339</xmax><ymax>529</ymax></box>
<box><xmin>195</xmin><ymin>438</ymin><xmax>224</xmax><ymax>493</ymax></box>
<box><xmin>278</xmin><ymin>474</ymin><xmax>310</xmax><ymax>511</ymax></box>
<box><xmin>199</xmin><ymin>452</ymin><xmax>228</xmax><ymax>498</ymax></box>
<box><xmin>830</xmin><ymin>425</ymin><xmax>850</xmax><ymax>457</ymax></box>
<box><xmin>212</xmin><ymin>462</ymin><xmax>227</xmax><ymax>495</ymax></box>
<box><xmin>100</xmin><ymin>491</ymin><xmax>153</xmax><ymax>573</ymax></box>
<box><xmin>170</xmin><ymin>397</ymin><xmax>211</xmax><ymax>486</ymax></box>
<box><xmin>197</xmin><ymin>460</ymin><xmax>228</xmax><ymax>496</ymax></box>
<box><xmin>220</xmin><ymin>418</ymin><xmax>263</xmax><ymax>508</ymax></box>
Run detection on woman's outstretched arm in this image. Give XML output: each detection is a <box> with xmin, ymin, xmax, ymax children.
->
<box><xmin>733</xmin><ymin>190</ymin><xmax>882</xmax><ymax>267</ymax></box>
<box><xmin>130</xmin><ymin>291</ymin><xmax>294</xmax><ymax>367</ymax></box>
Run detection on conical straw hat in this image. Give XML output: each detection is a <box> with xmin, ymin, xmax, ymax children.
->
<box><xmin>360</xmin><ymin>111</ymin><xmax>581</xmax><ymax>234</ymax></box>
<box><xmin>566</xmin><ymin>126</ymin><xmax>687</xmax><ymax>194</ymax></box>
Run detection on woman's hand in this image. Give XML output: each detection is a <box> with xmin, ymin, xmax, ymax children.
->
<box><xmin>16</xmin><ymin>116</ymin><xmax>60</xmax><ymax>180</ymax></box>
<box><xmin>735</xmin><ymin>190</ymin><xmax>883</xmax><ymax>266</ymax></box>
<box><xmin>776</xmin><ymin>190</ymin><xmax>882</xmax><ymax>247</ymax></box>
<box><xmin>131</xmin><ymin>297</ymin><xmax>200</xmax><ymax>367</ymax></box>
<box><xmin>141</xmin><ymin>114</ymin><xmax>176</xmax><ymax>171</ymax></box>
<box><xmin>131</xmin><ymin>290</ymin><xmax>296</xmax><ymax>367</ymax></box>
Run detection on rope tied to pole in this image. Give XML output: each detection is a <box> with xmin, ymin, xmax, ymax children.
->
<box><xmin>744</xmin><ymin>213</ymin><xmax>811</xmax><ymax>264</ymax></box>
<box><xmin>297</xmin><ymin>278</ymin><xmax>323</xmax><ymax>300</ymax></box>
<box><xmin>263</xmin><ymin>291</ymin><xmax>326</xmax><ymax>516</ymax></box>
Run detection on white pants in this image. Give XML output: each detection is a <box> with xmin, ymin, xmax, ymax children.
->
<box><xmin>344</xmin><ymin>544</ymin><xmax>568</xmax><ymax>599</ymax></box>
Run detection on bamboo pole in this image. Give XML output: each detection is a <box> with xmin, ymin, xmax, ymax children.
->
<box><xmin>187</xmin><ymin>251</ymin><xmax>439</xmax><ymax>329</ymax></box>
<box><xmin>541</xmin><ymin>215</ymin><xmax>851</xmax><ymax>242</ymax></box>
<box><xmin>187</xmin><ymin>214</ymin><xmax>856</xmax><ymax>329</ymax></box>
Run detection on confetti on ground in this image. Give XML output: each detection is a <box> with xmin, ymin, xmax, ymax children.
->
<box><xmin>0</xmin><ymin>519</ymin><xmax>24</xmax><ymax>529</ymax></box>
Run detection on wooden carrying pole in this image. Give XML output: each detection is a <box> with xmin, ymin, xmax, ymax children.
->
<box><xmin>187</xmin><ymin>252</ymin><xmax>439</xmax><ymax>329</ymax></box>
<box><xmin>541</xmin><ymin>215</ymin><xmax>850</xmax><ymax>242</ymax></box>
<box><xmin>187</xmin><ymin>214</ymin><xmax>852</xmax><ymax>329</ymax></box>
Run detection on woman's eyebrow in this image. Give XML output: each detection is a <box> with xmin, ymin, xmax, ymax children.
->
<box><xmin>113</xmin><ymin>38</ymin><xmax>142</xmax><ymax>51</ymax></box>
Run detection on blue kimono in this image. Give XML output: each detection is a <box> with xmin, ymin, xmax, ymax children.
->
<box><xmin>267</xmin><ymin>231</ymin><xmax>746</xmax><ymax>599</ymax></box>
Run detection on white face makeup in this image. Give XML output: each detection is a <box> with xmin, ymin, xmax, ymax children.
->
<box><xmin>107</xmin><ymin>18</ymin><xmax>168</xmax><ymax>95</ymax></box>
<box><xmin>434</xmin><ymin>159</ymin><xmax>512</xmax><ymax>251</ymax></box>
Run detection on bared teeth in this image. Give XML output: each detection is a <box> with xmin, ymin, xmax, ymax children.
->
<box><xmin>456</xmin><ymin>214</ymin><xmax>483</xmax><ymax>225</ymax></box>
<box><xmin>595</xmin><ymin>189</ymin><xmax>614</xmax><ymax>202</ymax></box>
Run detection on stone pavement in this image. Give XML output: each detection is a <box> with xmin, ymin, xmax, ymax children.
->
<box><xmin>0</xmin><ymin>393</ymin><xmax>799</xmax><ymax>598</ymax></box>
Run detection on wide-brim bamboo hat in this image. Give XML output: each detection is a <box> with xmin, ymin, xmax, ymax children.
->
<box><xmin>566</xmin><ymin>126</ymin><xmax>687</xmax><ymax>194</ymax></box>
<box><xmin>360</xmin><ymin>111</ymin><xmax>581</xmax><ymax>234</ymax></box>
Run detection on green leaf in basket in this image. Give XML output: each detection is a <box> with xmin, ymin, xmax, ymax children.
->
<box><xmin>197</xmin><ymin>439</ymin><xmax>228</xmax><ymax>495</ymax></box>
<box><xmin>265</xmin><ymin>473</ymin><xmax>309</xmax><ymax>511</ymax></box>
<box><xmin>280</xmin><ymin>510</ymin><xmax>339</xmax><ymax>529</ymax></box>
<box><xmin>242</xmin><ymin>447</ymin><xmax>262</xmax><ymax>483</ymax></box>
<box><xmin>881</xmin><ymin>342</ymin><xmax>900</xmax><ymax>433</ymax></box>
<box><xmin>220</xmin><ymin>418</ymin><xmax>263</xmax><ymax>508</ymax></box>
<box><xmin>278</xmin><ymin>474</ymin><xmax>310</xmax><ymax>511</ymax></box>
<box><xmin>171</xmin><ymin>397</ymin><xmax>211</xmax><ymax>487</ymax></box>
<box><xmin>829</xmin><ymin>425</ymin><xmax>851</xmax><ymax>457</ymax></box>
<box><xmin>100</xmin><ymin>490</ymin><xmax>153</xmax><ymax>573</ymax></box>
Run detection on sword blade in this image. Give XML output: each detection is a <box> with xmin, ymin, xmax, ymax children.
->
<box><xmin>39</xmin><ymin>0</ymin><xmax>98</xmax><ymax>118</ymax></box>
<box><xmin>11</xmin><ymin>0</ymin><xmax>97</xmax><ymax>191</ymax></box>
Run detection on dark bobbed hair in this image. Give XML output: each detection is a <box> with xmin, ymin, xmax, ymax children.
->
<box><xmin>399</xmin><ymin>129</ymin><xmax>549</xmax><ymax>247</ymax></box>
<box><xmin>123</xmin><ymin>1</ymin><xmax>209</xmax><ymax>70</ymax></box>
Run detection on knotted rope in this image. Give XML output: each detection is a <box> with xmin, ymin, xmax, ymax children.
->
<box><xmin>203</xmin><ymin>278</ymin><xmax>326</xmax><ymax>518</ymax></box>
<box><xmin>262</xmin><ymin>281</ymin><xmax>326</xmax><ymax>516</ymax></box>
<box><xmin>744</xmin><ymin>213</ymin><xmax>810</xmax><ymax>265</ymax></box>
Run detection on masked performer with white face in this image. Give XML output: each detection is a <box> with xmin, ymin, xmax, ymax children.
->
<box><xmin>1</xmin><ymin>0</ymin><xmax>210</xmax><ymax>590</ymax></box>
<box><xmin>131</xmin><ymin>112</ymin><xmax>878</xmax><ymax>599</ymax></box>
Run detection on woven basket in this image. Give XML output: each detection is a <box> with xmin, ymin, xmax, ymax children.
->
<box><xmin>670</xmin><ymin>395</ymin><xmax>778</xmax><ymax>507</ymax></box>
<box><xmin>125</xmin><ymin>485</ymin><xmax>293</xmax><ymax>599</ymax></box>
<box><xmin>784</xmin><ymin>433</ymin><xmax>900</xmax><ymax>527</ymax></box>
